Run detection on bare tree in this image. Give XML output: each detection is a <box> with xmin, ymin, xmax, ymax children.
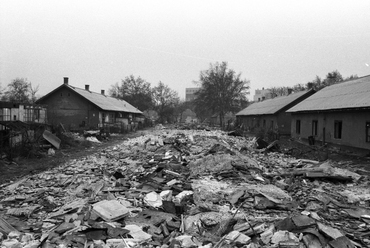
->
<box><xmin>29</xmin><ymin>84</ymin><xmax>40</xmax><ymax>103</ymax></box>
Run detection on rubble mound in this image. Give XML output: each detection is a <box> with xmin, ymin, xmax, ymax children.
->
<box><xmin>0</xmin><ymin>128</ymin><xmax>368</xmax><ymax>247</ymax></box>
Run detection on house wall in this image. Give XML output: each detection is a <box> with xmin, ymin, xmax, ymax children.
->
<box><xmin>253</xmin><ymin>88</ymin><xmax>272</xmax><ymax>102</ymax></box>
<box><xmin>237</xmin><ymin>114</ymin><xmax>292</xmax><ymax>135</ymax></box>
<box><xmin>276</xmin><ymin>112</ymin><xmax>293</xmax><ymax>135</ymax></box>
<box><xmin>185</xmin><ymin>88</ymin><xmax>200</xmax><ymax>102</ymax></box>
<box><xmin>180</xmin><ymin>109</ymin><xmax>197</xmax><ymax>123</ymax></box>
<box><xmin>0</xmin><ymin>102</ymin><xmax>47</xmax><ymax>123</ymax></box>
<box><xmin>291</xmin><ymin>110</ymin><xmax>370</xmax><ymax>150</ymax></box>
<box><xmin>39</xmin><ymin>88</ymin><xmax>100</xmax><ymax>129</ymax></box>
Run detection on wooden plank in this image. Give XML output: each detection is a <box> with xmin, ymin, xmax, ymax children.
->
<box><xmin>0</xmin><ymin>217</ymin><xmax>18</xmax><ymax>234</ymax></box>
<box><xmin>43</xmin><ymin>130</ymin><xmax>61</xmax><ymax>149</ymax></box>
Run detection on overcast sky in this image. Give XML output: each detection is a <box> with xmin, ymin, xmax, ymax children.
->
<box><xmin>1</xmin><ymin>0</ymin><xmax>370</xmax><ymax>101</ymax></box>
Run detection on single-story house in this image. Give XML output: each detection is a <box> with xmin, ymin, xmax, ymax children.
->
<box><xmin>236</xmin><ymin>90</ymin><xmax>315</xmax><ymax>135</ymax></box>
<box><xmin>179</xmin><ymin>109</ymin><xmax>198</xmax><ymax>123</ymax></box>
<box><xmin>210</xmin><ymin>112</ymin><xmax>235</xmax><ymax>127</ymax></box>
<box><xmin>36</xmin><ymin>77</ymin><xmax>143</xmax><ymax>131</ymax></box>
<box><xmin>287</xmin><ymin>75</ymin><xmax>370</xmax><ymax>150</ymax></box>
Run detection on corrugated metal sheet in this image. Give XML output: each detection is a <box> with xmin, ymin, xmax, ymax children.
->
<box><xmin>70</xmin><ymin>86</ymin><xmax>143</xmax><ymax>114</ymax></box>
<box><xmin>236</xmin><ymin>90</ymin><xmax>311</xmax><ymax>116</ymax></box>
<box><xmin>287</xmin><ymin>75</ymin><xmax>370</xmax><ymax>112</ymax></box>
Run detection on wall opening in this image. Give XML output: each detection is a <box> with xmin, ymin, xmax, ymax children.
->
<box><xmin>296</xmin><ymin>120</ymin><xmax>301</xmax><ymax>134</ymax></box>
<box><xmin>366</xmin><ymin>122</ymin><xmax>370</xmax><ymax>142</ymax></box>
<box><xmin>334</xmin><ymin>120</ymin><xmax>342</xmax><ymax>139</ymax></box>
<box><xmin>312</xmin><ymin>120</ymin><xmax>318</xmax><ymax>136</ymax></box>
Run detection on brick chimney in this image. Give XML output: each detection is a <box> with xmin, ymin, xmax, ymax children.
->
<box><xmin>85</xmin><ymin>85</ymin><xmax>90</xmax><ymax>91</ymax></box>
<box><xmin>64</xmin><ymin>77</ymin><xmax>69</xmax><ymax>85</ymax></box>
<box><xmin>101</xmin><ymin>90</ymin><xmax>105</xmax><ymax>95</ymax></box>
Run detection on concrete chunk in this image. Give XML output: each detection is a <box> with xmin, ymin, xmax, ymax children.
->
<box><xmin>92</xmin><ymin>200</ymin><xmax>129</xmax><ymax>221</ymax></box>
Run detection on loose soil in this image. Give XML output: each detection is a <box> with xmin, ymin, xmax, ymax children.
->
<box><xmin>0</xmin><ymin>131</ymin><xmax>147</xmax><ymax>185</ymax></box>
<box><xmin>1</xmin><ymin>128</ymin><xmax>370</xmax><ymax>185</ymax></box>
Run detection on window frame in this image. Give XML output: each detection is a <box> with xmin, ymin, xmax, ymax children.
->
<box><xmin>1</xmin><ymin>108</ymin><xmax>11</xmax><ymax>121</ymax></box>
<box><xmin>334</xmin><ymin>120</ymin><xmax>342</xmax><ymax>139</ymax></box>
<box><xmin>366</xmin><ymin>122</ymin><xmax>370</xmax><ymax>143</ymax></box>
<box><xmin>312</xmin><ymin>120</ymin><xmax>318</xmax><ymax>136</ymax></box>
<box><xmin>296</xmin><ymin>120</ymin><xmax>301</xmax><ymax>134</ymax></box>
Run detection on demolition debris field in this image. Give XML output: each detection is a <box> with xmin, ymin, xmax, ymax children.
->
<box><xmin>0</xmin><ymin>132</ymin><xmax>142</xmax><ymax>185</ymax></box>
<box><xmin>1</xmin><ymin>126</ymin><xmax>370</xmax><ymax>247</ymax></box>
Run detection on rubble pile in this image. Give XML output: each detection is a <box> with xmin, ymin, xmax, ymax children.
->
<box><xmin>0</xmin><ymin>128</ymin><xmax>369</xmax><ymax>247</ymax></box>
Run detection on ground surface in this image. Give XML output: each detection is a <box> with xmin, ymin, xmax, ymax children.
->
<box><xmin>1</xmin><ymin>128</ymin><xmax>370</xmax><ymax>185</ymax></box>
<box><xmin>0</xmin><ymin>131</ymin><xmax>146</xmax><ymax>185</ymax></box>
<box><xmin>1</xmin><ymin>127</ymin><xmax>370</xmax><ymax>247</ymax></box>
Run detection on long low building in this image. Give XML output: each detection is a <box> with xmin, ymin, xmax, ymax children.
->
<box><xmin>36</xmin><ymin>77</ymin><xmax>143</xmax><ymax>131</ymax></box>
<box><xmin>236</xmin><ymin>90</ymin><xmax>315</xmax><ymax>135</ymax></box>
<box><xmin>287</xmin><ymin>75</ymin><xmax>370</xmax><ymax>150</ymax></box>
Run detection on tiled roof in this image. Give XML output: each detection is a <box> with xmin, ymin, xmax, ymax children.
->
<box><xmin>69</xmin><ymin>86</ymin><xmax>142</xmax><ymax>114</ymax></box>
<box><xmin>236</xmin><ymin>90</ymin><xmax>312</xmax><ymax>116</ymax></box>
<box><xmin>37</xmin><ymin>84</ymin><xmax>142</xmax><ymax>114</ymax></box>
<box><xmin>287</xmin><ymin>75</ymin><xmax>370</xmax><ymax>113</ymax></box>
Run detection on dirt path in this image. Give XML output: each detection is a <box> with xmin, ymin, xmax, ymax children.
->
<box><xmin>0</xmin><ymin>130</ymin><xmax>148</xmax><ymax>185</ymax></box>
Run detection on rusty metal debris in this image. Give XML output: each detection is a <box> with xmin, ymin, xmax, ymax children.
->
<box><xmin>0</xmin><ymin>127</ymin><xmax>369</xmax><ymax>247</ymax></box>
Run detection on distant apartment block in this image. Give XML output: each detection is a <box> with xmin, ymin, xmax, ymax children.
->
<box><xmin>253</xmin><ymin>88</ymin><xmax>272</xmax><ymax>102</ymax></box>
<box><xmin>185</xmin><ymin>88</ymin><xmax>200</xmax><ymax>102</ymax></box>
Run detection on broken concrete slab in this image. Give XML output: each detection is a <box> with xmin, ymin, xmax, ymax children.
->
<box><xmin>92</xmin><ymin>200</ymin><xmax>129</xmax><ymax>221</ymax></box>
<box><xmin>1</xmin><ymin>127</ymin><xmax>369</xmax><ymax>247</ymax></box>
<box><xmin>317</xmin><ymin>222</ymin><xmax>344</xmax><ymax>240</ymax></box>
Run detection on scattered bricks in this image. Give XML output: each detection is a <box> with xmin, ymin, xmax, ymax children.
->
<box><xmin>0</xmin><ymin>128</ymin><xmax>369</xmax><ymax>247</ymax></box>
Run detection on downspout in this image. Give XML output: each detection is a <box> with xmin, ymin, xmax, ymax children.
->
<box><xmin>323</xmin><ymin>112</ymin><xmax>326</xmax><ymax>145</ymax></box>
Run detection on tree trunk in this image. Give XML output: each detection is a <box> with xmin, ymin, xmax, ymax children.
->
<box><xmin>219</xmin><ymin>112</ymin><xmax>224</xmax><ymax>128</ymax></box>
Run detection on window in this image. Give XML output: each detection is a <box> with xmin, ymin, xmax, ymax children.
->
<box><xmin>108</xmin><ymin>113</ymin><xmax>115</xmax><ymax>123</ymax></box>
<box><xmin>1</xmin><ymin>108</ymin><xmax>11</xmax><ymax>121</ymax></box>
<box><xmin>366</xmin><ymin>122</ymin><xmax>370</xmax><ymax>142</ymax></box>
<box><xmin>24</xmin><ymin>109</ymin><xmax>33</xmax><ymax>122</ymax></box>
<box><xmin>34</xmin><ymin>109</ymin><xmax>40</xmax><ymax>120</ymax></box>
<box><xmin>334</xmin><ymin>120</ymin><xmax>342</xmax><ymax>139</ymax></box>
<box><xmin>271</xmin><ymin>120</ymin><xmax>274</xmax><ymax>130</ymax></box>
<box><xmin>24</xmin><ymin>108</ymin><xmax>41</xmax><ymax>122</ymax></box>
<box><xmin>296</xmin><ymin>120</ymin><xmax>301</xmax><ymax>134</ymax></box>
<box><xmin>263</xmin><ymin>119</ymin><xmax>266</xmax><ymax>128</ymax></box>
<box><xmin>312</xmin><ymin>120</ymin><xmax>318</xmax><ymax>136</ymax></box>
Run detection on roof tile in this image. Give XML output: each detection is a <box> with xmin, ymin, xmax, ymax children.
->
<box><xmin>287</xmin><ymin>75</ymin><xmax>370</xmax><ymax>112</ymax></box>
<box><xmin>236</xmin><ymin>90</ymin><xmax>311</xmax><ymax>116</ymax></box>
